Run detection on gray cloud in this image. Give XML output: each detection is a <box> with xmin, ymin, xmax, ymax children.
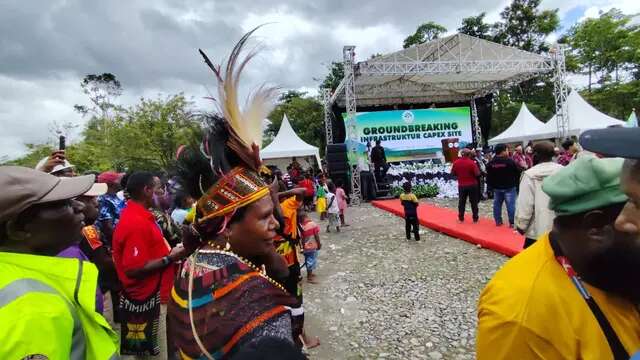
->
<box><xmin>1</xmin><ymin>0</ymin><xmax>573</xmax><ymax>159</ymax></box>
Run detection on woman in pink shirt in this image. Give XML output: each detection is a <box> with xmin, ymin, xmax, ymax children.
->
<box><xmin>335</xmin><ymin>180</ymin><xmax>349</xmax><ymax>226</ymax></box>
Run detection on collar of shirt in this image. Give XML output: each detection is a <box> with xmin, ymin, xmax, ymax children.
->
<box><xmin>124</xmin><ymin>200</ymin><xmax>155</xmax><ymax>222</ymax></box>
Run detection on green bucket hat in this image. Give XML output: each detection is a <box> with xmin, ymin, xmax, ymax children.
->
<box><xmin>542</xmin><ymin>156</ymin><xmax>628</xmax><ymax>216</ymax></box>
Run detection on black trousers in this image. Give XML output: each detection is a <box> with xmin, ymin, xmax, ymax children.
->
<box><xmin>458</xmin><ymin>185</ymin><xmax>479</xmax><ymax>222</ymax></box>
<box><xmin>405</xmin><ymin>216</ymin><xmax>420</xmax><ymax>240</ymax></box>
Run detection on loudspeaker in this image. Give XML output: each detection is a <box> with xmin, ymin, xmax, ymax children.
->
<box><xmin>326</xmin><ymin>143</ymin><xmax>348</xmax><ymax>154</ymax></box>
<box><xmin>476</xmin><ymin>94</ymin><xmax>493</xmax><ymax>144</ymax></box>
<box><xmin>326</xmin><ymin>143</ymin><xmax>350</xmax><ymax>173</ymax></box>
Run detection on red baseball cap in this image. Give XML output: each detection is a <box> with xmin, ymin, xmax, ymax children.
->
<box><xmin>97</xmin><ymin>171</ymin><xmax>125</xmax><ymax>184</ymax></box>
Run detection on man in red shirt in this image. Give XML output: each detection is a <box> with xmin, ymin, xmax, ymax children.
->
<box><xmin>298</xmin><ymin>173</ymin><xmax>315</xmax><ymax>211</ymax></box>
<box><xmin>451</xmin><ymin>148</ymin><xmax>481</xmax><ymax>223</ymax></box>
<box><xmin>113</xmin><ymin>171</ymin><xmax>190</xmax><ymax>358</ymax></box>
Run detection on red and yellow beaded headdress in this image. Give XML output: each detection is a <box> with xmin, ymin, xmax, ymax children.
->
<box><xmin>176</xmin><ymin>27</ymin><xmax>277</xmax><ymax>226</ymax></box>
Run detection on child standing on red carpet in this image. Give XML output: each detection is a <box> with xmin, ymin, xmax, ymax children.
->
<box><xmin>399</xmin><ymin>182</ymin><xmax>420</xmax><ymax>241</ymax></box>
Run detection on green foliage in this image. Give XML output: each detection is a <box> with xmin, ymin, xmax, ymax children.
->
<box><xmin>74</xmin><ymin>73</ymin><xmax>124</xmax><ymax>118</ymax></box>
<box><xmin>566</xmin><ymin>9</ymin><xmax>636</xmax><ymax>90</ymax></box>
<box><xmin>403</xmin><ymin>22</ymin><xmax>447</xmax><ymax>49</ymax></box>
<box><xmin>581</xmin><ymin>80</ymin><xmax>640</xmax><ymax>120</ymax></box>
<box><xmin>4</xmin><ymin>144</ymin><xmax>55</xmax><ymax>168</ymax></box>
<box><xmin>391</xmin><ymin>184</ymin><xmax>439</xmax><ymax>198</ymax></box>
<box><xmin>266</xmin><ymin>91</ymin><xmax>325</xmax><ymax>156</ymax></box>
<box><xmin>7</xmin><ymin>92</ymin><xmax>202</xmax><ymax>173</ymax></box>
<box><xmin>109</xmin><ymin>94</ymin><xmax>201</xmax><ymax>171</ymax></box>
<box><xmin>458</xmin><ymin>13</ymin><xmax>492</xmax><ymax>39</ymax></box>
<box><xmin>492</xmin><ymin>0</ymin><xmax>559</xmax><ymax>53</ymax></box>
<box><xmin>318</xmin><ymin>62</ymin><xmax>344</xmax><ymax>93</ymax></box>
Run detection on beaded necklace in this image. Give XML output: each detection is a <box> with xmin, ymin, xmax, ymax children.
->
<box><xmin>197</xmin><ymin>244</ymin><xmax>288</xmax><ymax>293</ymax></box>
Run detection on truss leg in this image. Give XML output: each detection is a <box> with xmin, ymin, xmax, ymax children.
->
<box><xmin>343</xmin><ymin>45</ymin><xmax>361</xmax><ymax>206</ymax></box>
<box><xmin>552</xmin><ymin>44</ymin><xmax>569</xmax><ymax>139</ymax></box>
<box><xmin>322</xmin><ymin>88</ymin><xmax>333</xmax><ymax>145</ymax></box>
<box><xmin>470</xmin><ymin>98</ymin><xmax>482</xmax><ymax>147</ymax></box>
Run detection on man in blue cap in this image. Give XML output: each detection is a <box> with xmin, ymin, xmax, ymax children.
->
<box><xmin>477</xmin><ymin>155</ymin><xmax>640</xmax><ymax>359</ymax></box>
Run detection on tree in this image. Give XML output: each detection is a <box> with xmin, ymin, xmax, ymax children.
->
<box><xmin>492</xmin><ymin>0</ymin><xmax>559</xmax><ymax>53</ymax></box>
<box><xmin>5</xmin><ymin>144</ymin><xmax>55</xmax><ymax>168</ymax></box>
<box><xmin>107</xmin><ymin>94</ymin><xmax>201</xmax><ymax>171</ymax></box>
<box><xmin>566</xmin><ymin>9</ymin><xmax>634</xmax><ymax>90</ymax></box>
<box><xmin>265</xmin><ymin>92</ymin><xmax>325</xmax><ymax>156</ymax></box>
<box><xmin>318</xmin><ymin>61</ymin><xmax>344</xmax><ymax>93</ymax></box>
<box><xmin>403</xmin><ymin>22</ymin><xmax>447</xmax><ymax>48</ymax></box>
<box><xmin>73</xmin><ymin>73</ymin><xmax>123</xmax><ymax>119</ymax></box>
<box><xmin>458</xmin><ymin>13</ymin><xmax>491</xmax><ymax>39</ymax></box>
<box><xmin>581</xmin><ymin>80</ymin><xmax>640</xmax><ymax>120</ymax></box>
<box><xmin>7</xmin><ymin>94</ymin><xmax>203</xmax><ymax>173</ymax></box>
<box><xmin>624</xmin><ymin>27</ymin><xmax>640</xmax><ymax>80</ymax></box>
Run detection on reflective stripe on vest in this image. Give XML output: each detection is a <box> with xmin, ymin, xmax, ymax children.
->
<box><xmin>0</xmin><ymin>278</ymin><xmax>87</xmax><ymax>360</ymax></box>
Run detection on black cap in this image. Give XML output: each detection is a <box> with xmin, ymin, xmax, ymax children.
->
<box><xmin>580</xmin><ymin>127</ymin><xmax>640</xmax><ymax>159</ymax></box>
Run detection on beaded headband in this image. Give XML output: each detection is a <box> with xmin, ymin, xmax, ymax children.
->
<box><xmin>196</xmin><ymin>166</ymin><xmax>269</xmax><ymax>223</ymax></box>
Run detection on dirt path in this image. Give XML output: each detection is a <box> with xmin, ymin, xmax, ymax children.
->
<box><xmin>302</xmin><ymin>201</ymin><xmax>508</xmax><ymax>359</ymax></box>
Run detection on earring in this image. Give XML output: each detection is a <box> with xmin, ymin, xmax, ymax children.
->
<box><xmin>225</xmin><ymin>234</ymin><xmax>231</xmax><ymax>251</ymax></box>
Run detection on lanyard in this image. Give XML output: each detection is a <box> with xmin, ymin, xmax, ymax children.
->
<box><xmin>550</xmin><ymin>236</ymin><xmax>630</xmax><ymax>360</ymax></box>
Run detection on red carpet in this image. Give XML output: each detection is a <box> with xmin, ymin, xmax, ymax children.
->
<box><xmin>371</xmin><ymin>199</ymin><xmax>523</xmax><ymax>257</ymax></box>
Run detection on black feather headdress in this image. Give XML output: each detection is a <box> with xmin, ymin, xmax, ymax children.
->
<box><xmin>175</xmin><ymin>27</ymin><xmax>277</xmax><ymax>228</ymax></box>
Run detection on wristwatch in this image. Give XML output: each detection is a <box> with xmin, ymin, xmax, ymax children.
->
<box><xmin>161</xmin><ymin>256</ymin><xmax>172</xmax><ymax>266</ymax></box>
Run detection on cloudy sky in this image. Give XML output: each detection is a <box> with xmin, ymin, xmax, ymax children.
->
<box><xmin>2</xmin><ymin>0</ymin><xmax>639</xmax><ymax>159</ymax></box>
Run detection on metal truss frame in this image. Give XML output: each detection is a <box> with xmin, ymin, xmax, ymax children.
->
<box><xmin>551</xmin><ymin>44</ymin><xmax>569</xmax><ymax>139</ymax></box>
<box><xmin>321</xmin><ymin>34</ymin><xmax>568</xmax><ymax>199</ymax></box>
<box><xmin>357</xmin><ymin>59</ymin><xmax>553</xmax><ymax>76</ymax></box>
<box><xmin>343</xmin><ymin>45</ymin><xmax>361</xmax><ymax>205</ymax></box>
<box><xmin>471</xmin><ymin>99</ymin><xmax>482</xmax><ymax>146</ymax></box>
<box><xmin>322</xmin><ymin>88</ymin><xmax>333</xmax><ymax>145</ymax></box>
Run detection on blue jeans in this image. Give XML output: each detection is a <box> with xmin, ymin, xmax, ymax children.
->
<box><xmin>493</xmin><ymin>187</ymin><xmax>516</xmax><ymax>226</ymax></box>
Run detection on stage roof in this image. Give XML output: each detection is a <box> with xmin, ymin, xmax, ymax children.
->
<box><xmin>335</xmin><ymin>33</ymin><xmax>554</xmax><ymax>107</ymax></box>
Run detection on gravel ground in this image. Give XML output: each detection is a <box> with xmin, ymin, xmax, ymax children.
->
<box><xmin>303</xmin><ymin>198</ymin><xmax>508</xmax><ymax>359</ymax></box>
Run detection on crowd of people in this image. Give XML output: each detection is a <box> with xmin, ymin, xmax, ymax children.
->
<box><xmin>0</xmin><ymin>32</ymin><xmax>358</xmax><ymax>360</ymax></box>
<box><xmin>451</xmin><ymin>139</ymin><xmax>590</xmax><ymax>246</ymax></box>
<box><xmin>1</xmin><ymin>29</ymin><xmax>639</xmax><ymax>360</ymax></box>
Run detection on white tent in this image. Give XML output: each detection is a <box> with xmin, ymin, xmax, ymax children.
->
<box><xmin>627</xmin><ymin>109</ymin><xmax>638</xmax><ymax>127</ymax></box>
<box><xmin>489</xmin><ymin>103</ymin><xmax>545</xmax><ymax>145</ymax></box>
<box><xmin>261</xmin><ymin>114</ymin><xmax>321</xmax><ymax>169</ymax></box>
<box><xmin>527</xmin><ymin>90</ymin><xmax>625</xmax><ymax>140</ymax></box>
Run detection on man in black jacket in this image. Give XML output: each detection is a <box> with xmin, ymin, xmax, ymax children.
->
<box><xmin>486</xmin><ymin>144</ymin><xmax>520</xmax><ymax>227</ymax></box>
<box><xmin>371</xmin><ymin>139</ymin><xmax>388</xmax><ymax>181</ymax></box>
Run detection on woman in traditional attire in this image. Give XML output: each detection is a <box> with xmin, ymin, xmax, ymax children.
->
<box><xmin>167</xmin><ymin>29</ymin><xmax>300</xmax><ymax>360</ymax></box>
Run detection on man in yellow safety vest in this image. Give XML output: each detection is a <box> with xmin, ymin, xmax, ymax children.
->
<box><xmin>0</xmin><ymin>166</ymin><xmax>118</xmax><ymax>359</ymax></box>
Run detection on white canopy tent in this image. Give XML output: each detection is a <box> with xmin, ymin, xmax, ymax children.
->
<box><xmin>627</xmin><ymin>109</ymin><xmax>638</xmax><ymax>127</ymax></box>
<box><xmin>526</xmin><ymin>90</ymin><xmax>625</xmax><ymax>141</ymax></box>
<box><xmin>261</xmin><ymin>114</ymin><xmax>322</xmax><ymax>170</ymax></box>
<box><xmin>489</xmin><ymin>103</ymin><xmax>545</xmax><ymax>145</ymax></box>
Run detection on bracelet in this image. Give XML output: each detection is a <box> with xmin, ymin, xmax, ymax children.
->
<box><xmin>161</xmin><ymin>256</ymin><xmax>171</xmax><ymax>266</ymax></box>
